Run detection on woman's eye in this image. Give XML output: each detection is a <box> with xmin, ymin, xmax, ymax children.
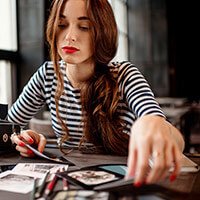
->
<box><xmin>58</xmin><ymin>24</ymin><xmax>66</xmax><ymax>28</ymax></box>
<box><xmin>79</xmin><ymin>26</ymin><xmax>90</xmax><ymax>31</ymax></box>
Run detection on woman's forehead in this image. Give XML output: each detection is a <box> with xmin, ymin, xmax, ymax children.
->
<box><xmin>59</xmin><ymin>0</ymin><xmax>89</xmax><ymax>21</ymax></box>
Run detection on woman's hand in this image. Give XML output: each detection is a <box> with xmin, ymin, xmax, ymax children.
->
<box><xmin>126</xmin><ymin>115</ymin><xmax>184</xmax><ymax>186</ymax></box>
<box><xmin>11</xmin><ymin>130</ymin><xmax>46</xmax><ymax>157</ymax></box>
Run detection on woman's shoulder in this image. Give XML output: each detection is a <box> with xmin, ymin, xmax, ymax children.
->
<box><xmin>109</xmin><ymin>60</ymin><xmax>137</xmax><ymax>70</ymax></box>
<box><xmin>39</xmin><ymin>61</ymin><xmax>54</xmax><ymax>72</ymax></box>
<box><xmin>108</xmin><ymin>61</ymin><xmax>139</xmax><ymax>75</ymax></box>
<box><xmin>32</xmin><ymin>61</ymin><xmax>56</xmax><ymax>83</ymax></box>
<box><xmin>38</xmin><ymin>60</ymin><xmax>65</xmax><ymax>76</ymax></box>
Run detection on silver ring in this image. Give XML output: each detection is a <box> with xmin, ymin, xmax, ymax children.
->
<box><xmin>10</xmin><ymin>132</ymin><xmax>18</xmax><ymax>144</ymax></box>
<box><xmin>152</xmin><ymin>151</ymin><xmax>163</xmax><ymax>158</ymax></box>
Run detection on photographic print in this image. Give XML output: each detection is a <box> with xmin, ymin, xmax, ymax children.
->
<box><xmin>68</xmin><ymin>170</ymin><xmax>118</xmax><ymax>185</ymax></box>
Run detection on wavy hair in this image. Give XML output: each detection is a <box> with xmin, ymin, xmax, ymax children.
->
<box><xmin>46</xmin><ymin>0</ymin><xmax>129</xmax><ymax>155</ymax></box>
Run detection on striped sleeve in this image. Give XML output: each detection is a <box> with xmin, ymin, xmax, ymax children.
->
<box><xmin>7</xmin><ymin>62</ymin><xmax>47</xmax><ymax>127</ymax></box>
<box><xmin>118</xmin><ymin>61</ymin><xmax>165</xmax><ymax>118</ymax></box>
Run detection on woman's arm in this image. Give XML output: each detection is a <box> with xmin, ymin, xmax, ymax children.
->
<box><xmin>8</xmin><ymin>62</ymin><xmax>49</xmax><ymax>156</ymax></box>
<box><xmin>7</xmin><ymin>62</ymin><xmax>48</xmax><ymax>127</ymax></box>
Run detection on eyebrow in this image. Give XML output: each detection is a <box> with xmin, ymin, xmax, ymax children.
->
<box><xmin>60</xmin><ymin>14</ymin><xmax>90</xmax><ymax>21</ymax></box>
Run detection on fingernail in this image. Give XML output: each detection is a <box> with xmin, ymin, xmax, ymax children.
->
<box><xmin>39</xmin><ymin>149</ymin><xmax>43</xmax><ymax>153</ymax></box>
<box><xmin>28</xmin><ymin>138</ymin><xmax>34</xmax><ymax>144</ymax></box>
<box><xmin>27</xmin><ymin>150</ymin><xmax>33</xmax><ymax>155</ymax></box>
<box><xmin>134</xmin><ymin>182</ymin><xmax>142</xmax><ymax>187</ymax></box>
<box><xmin>19</xmin><ymin>141</ymin><xmax>25</xmax><ymax>147</ymax></box>
<box><xmin>170</xmin><ymin>175</ymin><xmax>176</xmax><ymax>182</ymax></box>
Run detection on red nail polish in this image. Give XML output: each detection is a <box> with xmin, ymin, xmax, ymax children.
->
<box><xmin>170</xmin><ymin>175</ymin><xmax>176</xmax><ymax>182</ymax></box>
<box><xmin>134</xmin><ymin>182</ymin><xmax>142</xmax><ymax>187</ymax></box>
<box><xmin>28</xmin><ymin>138</ymin><xmax>34</xmax><ymax>144</ymax></box>
<box><xmin>27</xmin><ymin>150</ymin><xmax>33</xmax><ymax>155</ymax></box>
<box><xmin>19</xmin><ymin>141</ymin><xmax>25</xmax><ymax>147</ymax></box>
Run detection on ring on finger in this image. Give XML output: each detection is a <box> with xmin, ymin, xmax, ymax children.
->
<box><xmin>152</xmin><ymin>151</ymin><xmax>164</xmax><ymax>158</ymax></box>
<box><xmin>10</xmin><ymin>132</ymin><xmax>19</xmax><ymax>144</ymax></box>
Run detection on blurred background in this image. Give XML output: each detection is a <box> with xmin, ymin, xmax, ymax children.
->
<box><xmin>0</xmin><ymin>0</ymin><xmax>199</xmax><ymax>153</ymax></box>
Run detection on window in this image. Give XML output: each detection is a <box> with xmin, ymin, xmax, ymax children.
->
<box><xmin>109</xmin><ymin>0</ymin><xmax>128</xmax><ymax>61</ymax></box>
<box><xmin>0</xmin><ymin>0</ymin><xmax>17</xmax><ymax>106</ymax></box>
<box><xmin>0</xmin><ymin>61</ymin><xmax>12</xmax><ymax>104</ymax></box>
<box><xmin>0</xmin><ymin>0</ymin><xmax>17</xmax><ymax>51</ymax></box>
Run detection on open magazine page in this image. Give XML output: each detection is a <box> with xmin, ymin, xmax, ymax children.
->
<box><xmin>0</xmin><ymin>171</ymin><xmax>34</xmax><ymax>193</ymax></box>
<box><xmin>0</xmin><ymin>163</ymin><xmax>68</xmax><ymax>194</ymax></box>
<box><xmin>12</xmin><ymin>163</ymin><xmax>68</xmax><ymax>178</ymax></box>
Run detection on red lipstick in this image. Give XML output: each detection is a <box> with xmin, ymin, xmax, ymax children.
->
<box><xmin>62</xmin><ymin>46</ymin><xmax>79</xmax><ymax>54</ymax></box>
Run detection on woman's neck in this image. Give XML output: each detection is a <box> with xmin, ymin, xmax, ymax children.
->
<box><xmin>66</xmin><ymin>63</ymin><xmax>94</xmax><ymax>88</ymax></box>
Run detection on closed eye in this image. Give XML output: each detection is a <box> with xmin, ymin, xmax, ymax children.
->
<box><xmin>79</xmin><ymin>26</ymin><xmax>90</xmax><ymax>31</ymax></box>
<box><xmin>58</xmin><ymin>24</ymin><xmax>66</xmax><ymax>28</ymax></box>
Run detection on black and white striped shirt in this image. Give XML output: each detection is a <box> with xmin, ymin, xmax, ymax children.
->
<box><xmin>8</xmin><ymin>61</ymin><xmax>165</xmax><ymax>147</ymax></box>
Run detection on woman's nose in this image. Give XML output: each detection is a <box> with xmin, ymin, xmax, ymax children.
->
<box><xmin>65</xmin><ymin>26</ymin><xmax>76</xmax><ymax>42</ymax></box>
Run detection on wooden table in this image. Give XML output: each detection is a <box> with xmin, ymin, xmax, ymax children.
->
<box><xmin>0</xmin><ymin>149</ymin><xmax>200</xmax><ymax>200</ymax></box>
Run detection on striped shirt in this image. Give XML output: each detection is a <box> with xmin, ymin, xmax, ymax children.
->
<box><xmin>8</xmin><ymin>61</ymin><xmax>165</xmax><ymax>148</ymax></box>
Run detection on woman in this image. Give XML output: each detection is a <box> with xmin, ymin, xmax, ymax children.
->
<box><xmin>8</xmin><ymin>0</ymin><xmax>184</xmax><ymax>186</ymax></box>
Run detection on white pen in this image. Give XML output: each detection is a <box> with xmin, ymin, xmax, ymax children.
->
<box><xmin>30</xmin><ymin>178</ymin><xmax>37</xmax><ymax>200</ymax></box>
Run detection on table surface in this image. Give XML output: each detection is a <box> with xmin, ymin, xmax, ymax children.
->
<box><xmin>0</xmin><ymin>148</ymin><xmax>200</xmax><ymax>200</ymax></box>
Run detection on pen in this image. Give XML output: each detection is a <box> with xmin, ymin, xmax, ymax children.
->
<box><xmin>44</xmin><ymin>171</ymin><xmax>58</xmax><ymax>196</ymax></box>
<box><xmin>35</xmin><ymin>170</ymin><xmax>50</xmax><ymax>198</ymax></box>
<box><xmin>30</xmin><ymin>178</ymin><xmax>37</xmax><ymax>200</ymax></box>
<box><xmin>61</xmin><ymin>167</ymin><xmax>68</xmax><ymax>190</ymax></box>
<box><xmin>62</xmin><ymin>177</ymin><xmax>68</xmax><ymax>190</ymax></box>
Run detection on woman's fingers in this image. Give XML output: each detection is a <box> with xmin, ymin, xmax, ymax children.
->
<box><xmin>135</xmin><ymin>144</ymin><xmax>181</xmax><ymax>184</ymax></box>
<box><xmin>126</xmin><ymin>148</ymin><xmax>137</xmax><ymax>179</ymax></box>
<box><xmin>159</xmin><ymin>144</ymin><xmax>174</xmax><ymax>181</ymax></box>
<box><xmin>169</xmin><ymin>146</ymin><xmax>182</xmax><ymax>181</ymax></box>
<box><xmin>132</xmin><ymin>148</ymin><xmax>179</xmax><ymax>184</ymax></box>
<box><xmin>10</xmin><ymin>130</ymin><xmax>46</xmax><ymax>157</ymax></box>
<box><xmin>146</xmin><ymin>137</ymin><xmax>166</xmax><ymax>183</ymax></box>
<box><xmin>16</xmin><ymin>144</ymin><xmax>35</xmax><ymax>157</ymax></box>
<box><xmin>133</xmin><ymin>145</ymin><xmax>150</xmax><ymax>185</ymax></box>
<box><xmin>37</xmin><ymin>133</ymin><xmax>47</xmax><ymax>153</ymax></box>
<box><xmin>146</xmin><ymin>150</ymin><xmax>166</xmax><ymax>183</ymax></box>
<box><xmin>20</xmin><ymin>130</ymin><xmax>38</xmax><ymax>144</ymax></box>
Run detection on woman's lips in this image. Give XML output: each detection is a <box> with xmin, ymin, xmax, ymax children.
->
<box><xmin>62</xmin><ymin>46</ymin><xmax>79</xmax><ymax>53</ymax></box>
